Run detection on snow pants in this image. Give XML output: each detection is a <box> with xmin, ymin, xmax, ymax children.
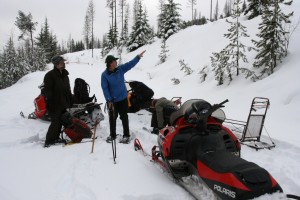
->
<box><xmin>45</xmin><ymin>110</ymin><xmax>64</xmax><ymax>144</ymax></box>
<box><xmin>111</xmin><ymin>98</ymin><xmax>130</xmax><ymax>138</ymax></box>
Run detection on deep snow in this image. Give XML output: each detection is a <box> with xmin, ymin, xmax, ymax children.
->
<box><xmin>1</xmin><ymin>2</ymin><xmax>300</xmax><ymax>199</ymax></box>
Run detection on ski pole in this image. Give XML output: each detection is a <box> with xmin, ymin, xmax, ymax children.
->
<box><xmin>112</xmin><ymin>139</ymin><xmax>117</xmax><ymax>164</ymax></box>
<box><xmin>108</xmin><ymin>101</ymin><xmax>117</xmax><ymax>164</ymax></box>
<box><xmin>91</xmin><ymin>122</ymin><xmax>98</xmax><ymax>153</ymax></box>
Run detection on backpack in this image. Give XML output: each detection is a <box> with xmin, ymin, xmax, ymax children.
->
<box><xmin>61</xmin><ymin>111</ymin><xmax>92</xmax><ymax>142</ymax></box>
<box><xmin>73</xmin><ymin>78</ymin><xmax>95</xmax><ymax>104</ymax></box>
<box><xmin>128</xmin><ymin>81</ymin><xmax>154</xmax><ymax>103</ymax></box>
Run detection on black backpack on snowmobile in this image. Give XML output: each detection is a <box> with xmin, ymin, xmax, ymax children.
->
<box><xmin>73</xmin><ymin>78</ymin><xmax>96</xmax><ymax>104</ymax></box>
<box><xmin>126</xmin><ymin>81</ymin><xmax>154</xmax><ymax>113</ymax></box>
<box><xmin>69</xmin><ymin>78</ymin><xmax>104</xmax><ymax>129</ymax></box>
<box><xmin>152</xmin><ymin>99</ymin><xmax>282</xmax><ymax>200</ymax></box>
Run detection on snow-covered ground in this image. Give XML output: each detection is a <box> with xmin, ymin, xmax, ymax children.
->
<box><xmin>1</xmin><ymin>2</ymin><xmax>300</xmax><ymax>199</ymax></box>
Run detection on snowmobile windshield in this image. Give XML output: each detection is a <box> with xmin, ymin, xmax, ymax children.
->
<box><xmin>211</xmin><ymin>108</ymin><xmax>226</xmax><ymax>123</ymax></box>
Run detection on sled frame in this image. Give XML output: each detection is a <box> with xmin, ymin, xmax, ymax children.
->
<box><xmin>225</xmin><ymin>97</ymin><xmax>275</xmax><ymax>150</ymax></box>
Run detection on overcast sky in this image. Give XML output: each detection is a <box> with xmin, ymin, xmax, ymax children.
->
<box><xmin>0</xmin><ymin>0</ymin><xmax>227</xmax><ymax>50</ymax></box>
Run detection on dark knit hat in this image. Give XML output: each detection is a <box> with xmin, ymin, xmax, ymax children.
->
<box><xmin>51</xmin><ymin>55</ymin><xmax>65</xmax><ymax>66</ymax></box>
<box><xmin>105</xmin><ymin>55</ymin><xmax>119</xmax><ymax>64</ymax></box>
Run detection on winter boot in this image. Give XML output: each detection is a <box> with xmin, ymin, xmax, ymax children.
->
<box><xmin>151</xmin><ymin>128</ymin><xmax>159</xmax><ymax>135</ymax></box>
<box><xmin>106</xmin><ymin>135</ymin><xmax>116</xmax><ymax>143</ymax></box>
<box><xmin>119</xmin><ymin>136</ymin><xmax>130</xmax><ymax>144</ymax></box>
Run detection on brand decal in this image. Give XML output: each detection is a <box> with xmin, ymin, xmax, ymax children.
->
<box><xmin>214</xmin><ymin>184</ymin><xmax>236</xmax><ymax>198</ymax></box>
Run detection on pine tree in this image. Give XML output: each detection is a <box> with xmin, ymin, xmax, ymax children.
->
<box><xmin>106</xmin><ymin>0</ymin><xmax>118</xmax><ymax>47</ymax></box>
<box><xmin>118</xmin><ymin>0</ymin><xmax>127</xmax><ymax>44</ymax></box>
<box><xmin>0</xmin><ymin>37</ymin><xmax>26</xmax><ymax>88</ymax></box>
<box><xmin>101</xmin><ymin>34</ymin><xmax>110</xmax><ymax>58</ymax></box>
<box><xmin>244</xmin><ymin>0</ymin><xmax>269</xmax><ymax>19</ymax></box>
<box><xmin>36</xmin><ymin>18</ymin><xmax>58</xmax><ymax>63</ymax></box>
<box><xmin>211</xmin><ymin>0</ymin><xmax>253</xmax><ymax>85</ymax></box>
<box><xmin>127</xmin><ymin>1</ymin><xmax>153</xmax><ymax>51</ymax></box>
<box><xmin>106</xmin><ymin>25</ymin><xmax>116</xmax><ymax>53</ymax></box>
<box><xmin>242</xmin><ymin>0</ymin><xmax>247</xmax><ymax>12</ymax></box>
<box><xmin>223</xmin><ymin>0</ymin><xmax>252</xmax><ymax>76</ymax></box>
<box><xmin>179</xmin><ymin>59</ymin><xmax>193</xmax><ymax>75</ymax></box>
<box><xmin>211</xmin><ymin>50</ymin><xmax>228</xmax><ymax>85</ymax></box>
<box><xmin>252</xmin><ymin>0</ymin><xmax>293</xmax><ymax>76</ymax></box>
<box><xmin>157</xmin><ymin>0</ymin><xmax>166</xmax><ymax>34</ymax></box>
<box><xmin>159</xmin><ymin>40</ymin><xmax>169</xmax><ymax>64</ymax></box>
<box><xmin>214</xmin><ymin>0</ymin><xmax>219</xmax><ymax>21</ymax></box>
<box><xmin>15</xmin><ymin>11</ymin><xmax>38</xmax><ymax>55</ymax></box>
<box><xmin>86</xmin><ymin>0</ymin><xmax>95</xmax><ymax>57</ymax></box>
<box><xmin>119</xmin><ymin>3</ymin><xmax>130</xmax><ymax>46</ymax></box>
<box><xmin>187</xmin><ymin>0</ymin><xmax>197</xmax><ymax>23</ymax></box>
<box><xmin>158</xmin><ymin>0</ymin><xmax>181</xmax><ymax>40</ymax></box>
<box><xmin>83</xmin><ymin>14</ymin><xmax>91</xmax><ymax>49</ymax></box>
<box><xmin>223</xmin><ymin>0</ymin><xmax>232</xmax><ymax>17</ymax></box>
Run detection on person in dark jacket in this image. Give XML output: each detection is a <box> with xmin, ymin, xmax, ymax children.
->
<box><xmin>150</xmin><ymin>97</ymin><xmax>179</xmax><ymax>134</ymax></box>
<box><xmin>43</xmin><ymin>55</ymin><xmax>73</xmax><ymax>147</ymax></box>
<box><xmin>101</xmin><ymin>50</ymin><xmax>146</xmax><ymax>143</ymax></box>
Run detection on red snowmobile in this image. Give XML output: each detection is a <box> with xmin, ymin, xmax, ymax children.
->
<box><xmin>20</xmin><ymin>82</ymin><xmax>103</xmax><ymax>129</ymax></box>
<box><xmin>149</xmin><ymin>99</ymin><xmax>283</xmax><ymax>199</ymax></box>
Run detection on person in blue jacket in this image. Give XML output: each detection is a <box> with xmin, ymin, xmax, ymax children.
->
<box><xmin>101</xmin><ymin>50</ymin><xmax>146</xmax><ymax>143</ymax></box>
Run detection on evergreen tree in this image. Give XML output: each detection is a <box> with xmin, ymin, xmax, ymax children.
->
<box><xmin>158</xmin><ymin>0</ymin><xmax>181</xmax><ymax>40</ymax></box>
<box><xmin>119</xmin><ymin>3</ymin><xmax>130</xmax><ymax>46</ymax></box>
<box><xmin>127</xmin><ymin>1</ymin><xmax>153</xmax><ymax>51</ymax></box>
<box><xmin>179</xmin><ymin>59</ymin><xmax>193</xmax><ymax>75</ymax></box>
<box><xmin>214</xmin><ymin>0</ymin><xmax>219</xmax><ymax>21</ymax></box>
<box><xmin>159</xmin><ymin>40</ymin><xmax>169</xmax><ymax>64</ymax></box>
<box><xmin>31</xmin><ymin>46</ymin><xmax>47</xmax><ymax>71</ymax></box>
<box><xmin>0</xmin><ymin>37</ymin><xmax>26</xmax><ymax>88</ymax></box>
<box><xmin>252</xmin><ymin>0</ymin><xmax>293</xmax><ymax>76</ymax></box>
<box><xmin>15</xmin><ymin>11</ymin><xmax>38</xmax><ymax>55</ymax></box>
<box><xmin>244</xmin><ymin>0</ymin><xmax>269</xmax><ymax>19</ymax></box>
<box><xmin>223</xmin><ymin>0</ymin><xmax>252</xmax><ymax>76</ymax></box>
<box><xmin>36</xmin><ymin>18</ymin><xmax>58</xmax><ymax>63</ymax></box>
<box><xmin>223</xmin><ymin>0</ymin><xmax>232</xmax><ymax>17</ymax></box>
<box><xmin>101</xmin><ymin>34</ymin><xmax>110</xmax><ymax>57</ymax></box>
<box><xmin>157</xmin><ymin>0</ymin><xmax>166</xmax><ymax>33</ymax></box>
<box><xmin>107</xmin><ymin>0</ymin><xmax>118</xmax><ymax>47</ymax></box>
<box><xmin>242</xmin><ymin>0</ymin><xmax>247</xmax><ymax>12</ymax></box>
<box><xmin>106</xmin><ymin>24</ymin><xmax>116</xmax><ymax>52</ymax></box>
<box><xmin>83</xmin><ymin>14</ymin><xmax>91</xmax><ymax>49</ymax></box>
<box><xmin>118</xmin><ymin>0</ymin><xmax>127</xmax><ymax>42</ymax></box>
<box><xmin>83</xmin><ymin>0</ymin><xmax>95</xmax><ymax>56</ymax></box>
<box><xmin>211</xmin><ymin>50</ymin><xmax>227</xmax><ymax>85</ymax></box>
<box><xmin>211</xmin><ymin>0</ymin><xmax>253</xmax><ymax>85</ymax></box>
<box><xmin>187</xmin><ymin>0</ymin><xmax>197</xmax><ymax>23</ymax></box>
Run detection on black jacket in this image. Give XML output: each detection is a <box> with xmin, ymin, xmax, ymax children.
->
<box><xmin>43</xmin><ymin>68</ymin><xmax>72</xmax><ymax>113</ymax></box>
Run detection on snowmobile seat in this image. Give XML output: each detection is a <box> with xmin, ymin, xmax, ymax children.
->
<box><xmin>170</xmin><ymin>99</ymin><xmax>211</xmax><ymax>126</ymax></box>
<box><xmin>200</xmin><ymin>151</ymin><xmax>271</xmax><ymax>185</ymax></box>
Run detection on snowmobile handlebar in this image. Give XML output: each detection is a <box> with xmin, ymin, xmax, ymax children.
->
<box><xmin>207</xmin><ymin>99</ymin><xmax>229</xmax><ymax>117</ymax></box>
<box><xmin>216</xmin><ymin>99</ymin><xmax>229</xmax><ymax>108</ymax></box>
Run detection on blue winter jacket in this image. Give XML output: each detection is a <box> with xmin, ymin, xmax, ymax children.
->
<box><xmin>101</xmin><ymin>56</ymin><xmax>140</xmax><ymax>102</ymax></box>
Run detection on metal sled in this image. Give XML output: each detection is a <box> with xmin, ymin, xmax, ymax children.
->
<box><xmin>225</xmin><ymin>97</ymin><xmax>276</xmax><ymax>150</ymax></box>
